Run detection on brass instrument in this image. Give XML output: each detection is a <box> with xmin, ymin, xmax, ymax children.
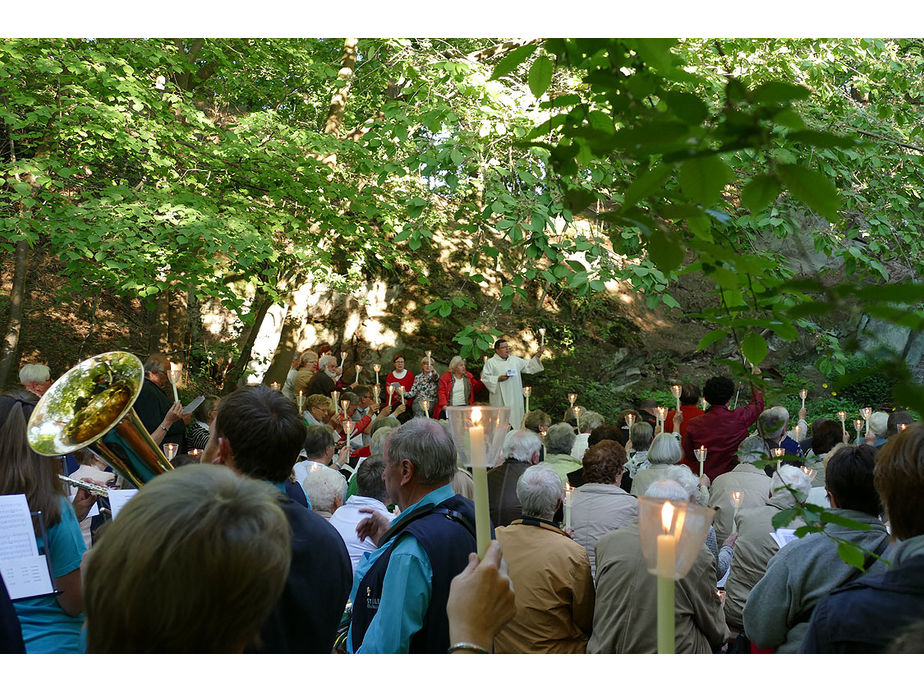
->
<box><xmin>27</xmin><ymin>351</ymin><xmax>174</xmax><ymax>488</ymax></box>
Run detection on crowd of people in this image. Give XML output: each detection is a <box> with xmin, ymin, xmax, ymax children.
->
<box><xmin>2</xmin><ymin>339</ymin><xmax>923</xmax><ymax>655</ymax></box>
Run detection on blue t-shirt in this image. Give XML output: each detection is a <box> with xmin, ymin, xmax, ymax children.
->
<box><xmin>13</xmin><ymin>496</ymin><xmax>86</xmax><ymax>653</ymax></box>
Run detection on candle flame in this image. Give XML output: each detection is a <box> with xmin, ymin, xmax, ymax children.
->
<box><xmin>731</xmin><ymin>491</ymin><xmax>743</xmax><ymax>507</ymax></box>
<box><xmin>799</xmin><ymin>389</ymin><xmax>808</xmax><ymax>399</ymax></box>
<box><xmin>625</xmin><ymin>413</ymin><xmax>636</xmax><ymax>427</ymax></box>
<box><xmin>854</xmin><ymin>419</ymin><xmax>864</xmax><ymax>431</ymax></box>
<box><xmin>522</xmin><ymin>386</ymin><xmax>531</xmax><ymax>397</ymax></box>
<box><xmin>661</xmin><ymin>501</ymin><xmax>674</xmax><ymax>532</ymax></box>
<box><xmin>657</xmin><ymin>406</ymin><xmax>667</xmax><ymax>419</ymax></box>
<box><xmin>356</xmin><ymin>364</ymin><xmax>362</xmax><ymax>371</ymax></box>
<box><xmin>671</xmin><ymin>385</ymin><xmax>682</xmax><ymax>397</ymax></box>
<box><xmin>860</xmin><ymin>407</ymin><xmax>872</xmax><ymax>420</ymax></box>
<box><xmin>837</xmin><ymin>411</ymin><xmax>846</xmax><ymax>421</ymax></box>
<box><xmin>568</xmin><ymin>393</ymin><xmax>577</xmax><ymax>405</ymax></box>
<box><xmin>772</xmin><ymin>447</ymin><xmax>785</xmax><ymax>458</ymax></box>
<box><xmin>344</xmin><ymin>420</ymin><xmax>353</xmax><ymax>434</ymax></box>
<box><xmin>373</xmin><ymin>364</ymin><xmax>381</xmax><ymax>372</ymax></box>
<box><xmin>471</xmin><ymin>407</ymin><xmax>482</xmax><ymax>425</ymax></box>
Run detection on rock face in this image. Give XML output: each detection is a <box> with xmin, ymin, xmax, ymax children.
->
<box><xmin>858</xmin><ymin>315</ymin><xmax>924</xmax><ymax>382</ymax></box>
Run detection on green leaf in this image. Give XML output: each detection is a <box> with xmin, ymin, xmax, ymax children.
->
<box><xmin>490</xmin><ymin>44</ymin><xmax>538</xmax><ymax>81</ymax></box>
<box><xmin>647</xmin><ymin>229</ymin><xmax>684</xmax><ymax>273</ymax></box>
<box><xmin>622</xmin><ymin>164</ymin><xmax>671</xmax><ymax>210</ymax></box>
<box><xmin>741</xmin><ymin>175</ymin><xmax>780</xmax><ymax>213</ymax></box>
<box><xmin>837</xmin><ymin>541</ymin><xmax>866</xmax><ymax>570</ymax></box>
<box><xmin>785</xmin><ymin>130</ymin><xmax>856</xmax><ymax>149</ymax></box>
<box><xmin>528</xmin><ymin>56</ymin><xmax>554</xmax><ymax>99</ymax></box>
<box><xmin>777</xmin><ymin>164</ymin><xmax>842</xmax><ymax>222</ymax></box>
<box><xmin>679</xmin><ymin>155</ymin><xmax>731</xmax><ymax>205</ymax></box>
<box><xmin>662</xmin><ymin>90</ymin><xmax>708</xmax><ymax>125</ymax></box>
<box><xmin>771</xmin><ymin>507</ymin><xmax>798</xmax><ymax>530</ymax></box>
<box><xmin>751</xmin><ymin>81</ymin><xmax>812</xmax><ymax>104</ymax></box>
<box><xmin>632</xmin><ymin>38</ymin><xmax>676</xmax><ymax>73</ymax></box>
<box><xmin>740</xmin><ymin>332</ymin><xmax>768</xmax><ymax>366</ymax></box>
<box><xmin>697</xmin><ymin>329</ymin><xmax>727</xmax><ymax>351</ymax></box>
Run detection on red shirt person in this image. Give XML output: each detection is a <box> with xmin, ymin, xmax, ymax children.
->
<box><xmin>385</xmin><ymin>354</ymin><xmax>415</xmax><ymax>408</ymax></box>
<box><xmin>664</xmin><ymin>383</ymin><xmax>706</xmax><ymax>442</ymax></box>
<box><xmin>434</xmin><ymin>356</ymin><xmax>484</xmax><ymax>419</ymax></box>
<box><xmin>682</xmin><ymin>369</ymin><xmax>764</xmax><ymax>481</ymax></box>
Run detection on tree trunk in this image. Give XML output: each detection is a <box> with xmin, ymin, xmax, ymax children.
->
<box><xmin>262</xmin><ymin>284</ymin><xmax>309</xmax><ymax>386</ymax></box>
<box><xmin>167</xmin><ymin>283</ymin><xmax>187</xmax><ymax>359</ymax></box>
<box><xmin>0</xmin><ymin>239</ymin><xmax>29</xmax><ymax>386</ymax></box>
<box><xmin>324</xmin><ymin>38</ymin><xmax>359</xmax><ymax>136</ymax></box>
<box><xmin>221</xmin><ymin>287</ymin><xmax>274</xmax><ymax>394</ymax></box>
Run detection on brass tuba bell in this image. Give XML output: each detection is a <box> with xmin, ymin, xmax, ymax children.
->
<box><xmin>27</xmin><ymin>351</ymin><xmax>174</xmax><ymax>488</ymax></box>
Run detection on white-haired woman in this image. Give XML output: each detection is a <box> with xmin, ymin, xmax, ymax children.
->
<box><xmin>632</xmin><ymin>433</ymin><xmax>709</xmax><ymax>505</ymax></box>
<box><xmin>434</xmin><ymin>355</ymin><xmax>484</xmax><ymax>419</ymax></box>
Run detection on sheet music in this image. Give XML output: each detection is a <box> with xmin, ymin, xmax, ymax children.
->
<box><xmin>771</xmin><ymin>528</ymin><xmax>799</xmax><ymax>549</ymax></box>
<box><xmin>0</xmin><ymin>494</ymin><xmax>54</xmax><ymax>600</ymax></box>
<box><xmin>108</xmin><ymin>489</ymin><xmax>138</xmax><ymax>520</ymax></box>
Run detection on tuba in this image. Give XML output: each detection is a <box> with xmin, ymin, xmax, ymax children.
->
<box><xmin>27</xmin><ymin>351</ymin><xmax>174</xmax><ymax>488</ymax></box>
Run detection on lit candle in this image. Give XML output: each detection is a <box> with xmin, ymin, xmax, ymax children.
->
<box><xmin>469</xmin><ymin>408</ymin><xmax>490</xmax><ymax>557</ymax></box>
<box><xmin>421</xmin><ymin>399</ymin><xmax>431</xmax><ymax>417</ymax></box>
<box><xmin>800</xmin><ymin>465</ymin><xmax>816</xmax><ymax>481</ymax></box>
<box><xmin>373</xmin><ymin>384</ymin><xmax>381</xmax><ymax>402</ymax></box>
<box><xmin>354</xmin><ymin>364</ymin><xmax>362</xmax><ymax>385</ymax></box>
<box><xmin>188</xmin><ymin>448</ymin><xmax>201</xmax><ymax>458</ymax></box>
<box><xmin>799</xmin><ymin>389</ymin><xmax>808</xmax><ymax>410</ymax></box>
<box><xmin>169</xmin><ymin>363</ymin><xmax>180</xmax><ymax>402</ymax></box>
<box><xmin>270</xmin><ymin>381</ymin><xmax>280</xmax><ymax>391</ymax></box>
<box><xmin>386</xmin><ymin>384</ymin><xmax>395</xmax><ymax>404</ymax></box>
<box><xmin>731</xmin><ymin>491</ymin><xmax>743</xmax><ymax>534</ymax></box>
<box><xmin>573</xmin><ymin>406</ymin><xmax>582</xmax><ymax>434</ymax></box>
<box><xmin>483</xmin><ymin>355</ymin><xmax>488</xmax><ymax>363</ymax></box>
<box><xmin>564</xmin><ymin>483</ymin><xmax>573</xmax><ymax>528</ymax></box>
<box><xmin>297</xmin><ymin>390</ymin><xmax>305</xmax><ymax>414</ymax></box>
<box><xmin>657</xmin><ymin>501</ymin><xmax>679</xmax><ymax>654</ymax></box>
<box><xmin>854</xmin><ymin>418</ymin><xmax>864</xmax><ymax>443</ymax></box>
<box><xmin>568</xmin><ymin>393</ymin><xmax>577</xmax><ymax>407</ymax></box>
<box><xmin>340</xmin><ymin>351</ymin><xmax>347</xmax><ymax>369</ymax></box>
<box><xmin>699</xmin><ymin>396</ymin><xmax>708</xmax><ymax>411</ymax></box>
<box><xmin>695</xmin><ymin>445</ymin><xmax>707</xmax><ymax>479</ymax></box>
<box><xmin>331</xmin><ymin>391</ymin><xmax>340</xmax><ymax>419</ymax></box>
<box><xmin>656</xmin><ymin>406</ymin><xmax>667</xmax><ymax>431</ymax></box>
<box><xmin>426</xmin><ymin>350</ymin><xmax>432</xmax><ymax>368</ymax></box>
<box><xmin>163</xmin><ymin>443</ymin><xmax>178</xmax><ymax>461</ymax></box>
<box><xmin>899</xmin><ymin>423</ymin><xmax>908</xmax><ymax>432</ymax></box>
<box><xmin>625</xmin><ymin>413</ymin><xmax>636</xmax><ymax>435</ymax></box>
<box><xmin>837</xmin><ymin>411</ymin><xmax>847</xmax><ymax>437</ymax></box>
<box><xmin>860</xmin><ymin>407</ymin><xmax>872</xmax><ymax>435</ymax></box>
<box><xmin>522</xmin><ymin>386</ymin><xmax>531</xmax><ymax>419</ymax></box>
<box><xmin>772</xmin><ymin>447</ymin><xmax>785</xmax><ymax>471</ymax></box>
<box><xmin>538</xmin><ymin>327</ymin><xmax>546</xmax><ymax>350</ymax></box>
<box><xmin>399</xmin><ymin>385</ymin><xmax>405</xmax><ymax>406</ymax></box>
<box><xmin>671</xmin><ymin>385</ymin><xmax>682</xmax><ymax>417</ymax></box>
<box><xmin>344</xmin><ymin>419</ymin><xmax>354</xmax><ymax>450</ymax></box>
<box><xmin>374</xmin><ymin>363</ymin><xmax>381</xmax><ymax>386</ymax></box>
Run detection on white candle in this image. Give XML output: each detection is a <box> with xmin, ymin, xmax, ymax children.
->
<box><xmin>671</xmin><ymin>385</ymin><xmax>682</xmax><ymax>418</ymax></box>
<box><xmin>656</xmin><ymin>407</ymin><xmax>667</xmax><ymax>432</ymax></box>
<box><xmin>297</xmin><ymin>390</ymin><xmax>305</xmax><ymax>414</ymax></box>
<box><xmin>374</xmin><ymin>363</ymin><xmax>380</xmax><ymax>386</ymax></box>
<box><xmin>731</xmin><ymin>491</ymin><xmax>742</xmax><ymax>534</ymax></box>
<box><xmin>163</xmin><ymin>443</ymin><xmax>178</xmax><ymax>461</ymax></box>
<box><xmin>564</xmin><ymin>483</ymin><xmax>572</xmax><ymax>528</ymax></box>
<box><xmin>426</xmin><ymin>350</ymin><xmax>432</xmax><ymax>368</ymax></box>
<box><xmin>331</xmin><ymin>390</ymin><xmax>339</xmax><ymax>417</ymax></box>
<box><xmin>522</xmin><ymin>386</ymin><xmax>531</xmax><ymax>418</ymax></box>
<box><xmin>421</xmin><ymin>399</ymin><xmax>430</xmax><ymax>417</ymax></box>
<box><xmin>340</xmin><ymin>351</ymin><xmax>347</xmax><ymax>369</ymax></box>
<box><xmin>573</xmin><ymin>406</ymin><xmax>582</xmax><ymax>434</ymax></box>
<box><xmin>695</xmin><ymin>445</ymin><xmax>707</xmax><ymax>478</ymax></box>
<box><xmin>354</xmin><ymin>364</ymin><xmax>362</xmax><ymax>385</ymax></box>
<box><xmin>344</xmin><ymin>419</ymin><xmax>353</xmax><ymax>450</ymax></box>
<box><xmin>799</xmin><ymin>389</ymin><xmax>807</xmax><ymax>410</ymax></box>
<box><xmin>387</xmin><ymin>384</ymin><xmax>395</xmax><ymax>405</ymax></box>
<box><xmin>538</xmin><ymin>327</ymin><xmax>546</xmax><ymax>350</ymax></box>
<box><xmin>838</xmin><ymin>411</ymin><xmax>847</xmax><ymax>437</ymax></box>
<box><xmin>399</xmin><ymin>385</ymin><xmax>405</xmax><ymax>406</ymax></box>
<box><xmin>861</xmin><ymin>408</ymin><xmax>872</xmax><ymax>435</ymax></box>
<box><xmin>469</xmin><ymin>408</ymin><xmax>490</xmax><ymax>557</ymax></box>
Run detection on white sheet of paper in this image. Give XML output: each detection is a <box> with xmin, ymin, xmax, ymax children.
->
<box><xmin>0</xmin><ymin>494</ymin><xmax>38</xmax><ymax>561</ymax></box>
<box><xmin>182</xmin><ymin>395</ymin><xmax>205</xmax><ymax>415</ymax></box>
<box><xmin>771</xmin><ymin>528</ymin><xmax>799</xmax><ymax>549</ymax></box>
<box><xmin>0</xmin><ymin>494</ymin><xmax>55</xmax><ymax>600</ymax></box>
<box><xmin>108</xmin><ymin>489</ymin><xmax>138</xmax><ymax>520</ymax></box>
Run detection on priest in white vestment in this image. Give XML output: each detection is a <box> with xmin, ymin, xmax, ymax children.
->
<box><xmin>481</xmin><ymin>338</ymin><xmax>545</xmax><ymax>430</ymax></box>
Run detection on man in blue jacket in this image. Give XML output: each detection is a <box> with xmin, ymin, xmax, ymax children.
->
<box><xmin>801</xmin><ymin>425</ymin><xmax>924</xmax><ymax>653</ymax></box>
<box><xmin>347</xmin><ymin>417</ymin><xmax>477</xmax><ymax>653</ymax></box>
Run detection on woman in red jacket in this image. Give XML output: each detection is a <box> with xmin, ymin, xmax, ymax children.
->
<box><xmin>434</xmin><ymin>355</ymin><xmax>485</xmax><ymax>419</ymax></box>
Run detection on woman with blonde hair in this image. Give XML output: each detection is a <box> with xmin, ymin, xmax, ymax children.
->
<box><xmin>83</xmin><ymin>464</ymin><xmax>291</xmax><ymax>652</ymax></box>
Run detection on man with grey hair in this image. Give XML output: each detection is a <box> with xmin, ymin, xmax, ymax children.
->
<box><xmin>589</xmin><ymin>479</ymin><xmax>728</xmax><ymax>653</ymax></box>
<box><xmin>544</xmin><ymin>422</ymin><xmax>581</xmax><ymax>482</ymax></box>
<box><xmin>488</xmin><ymin>429</ymin><xmax>542</xmax><ymax>527</ymax></box>
<box><xmin>347</xmin><ymin>418</ymin><xmax>477</xmax><ymax>653</ymax></box>
<box><xmin>293</xmin><ymin>425</ymin><xmax>346</xmax><ymax>487</ymax></box>
<box><xmin>493</xmin><ymin>465</ymin><xmax>594</xmax><ymax>653</ymax></box>
<box><xmin>134</xmin><ymin>353</ymin><xmax>190</xmax><ymax>449</ymax></box>
<box><xmin>723</xmin><ymin>465</ymin><xmax>812</xmax><ymax>634</ymax></box>
<box><xmin>305</xmin><ymin>354</ymin><xmax>339</xmax><ymax>397</ymax></box>
<box><xmin>758</xmin><ymin>406</ymin><xmax>803</xmax><ymax>461</ymax></box>
<box><xmin>19</xmin><ymin>363</ymin><xmax>51</xmax><ymax>398</ymax></box>
<box><xmin>299</xmin><ymin>462</ymin><xmax>347</xmax><ymax>519</ymax></box>
<box><xmin>709</xmin><ymin>435</ymin><xmax>773</xmax><ymax>545</ymax></box>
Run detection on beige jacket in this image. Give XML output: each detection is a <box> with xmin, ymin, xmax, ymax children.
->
<box><xmin>571</xmin><ymin>483</ymin><xmax>638</xmax><ymax>578</ymax></box>
<box><xmin>494</xmin><ymin>520</ymin><xmax>595</xmax><ymax>654</ymax></box>
<box><xmin>708</xmin><ymin>463</ymin><xmax>772</xmax><ymax>545</ymax></box>
<box><xmin>723</xmin><ymin>497</ymin><xmax>802</xmax><ymax>631</ymax></box>
<box><xmin>588</xmin><ymin>525</ymin><xmax>728</xmax><ymax>654</ymax></box>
